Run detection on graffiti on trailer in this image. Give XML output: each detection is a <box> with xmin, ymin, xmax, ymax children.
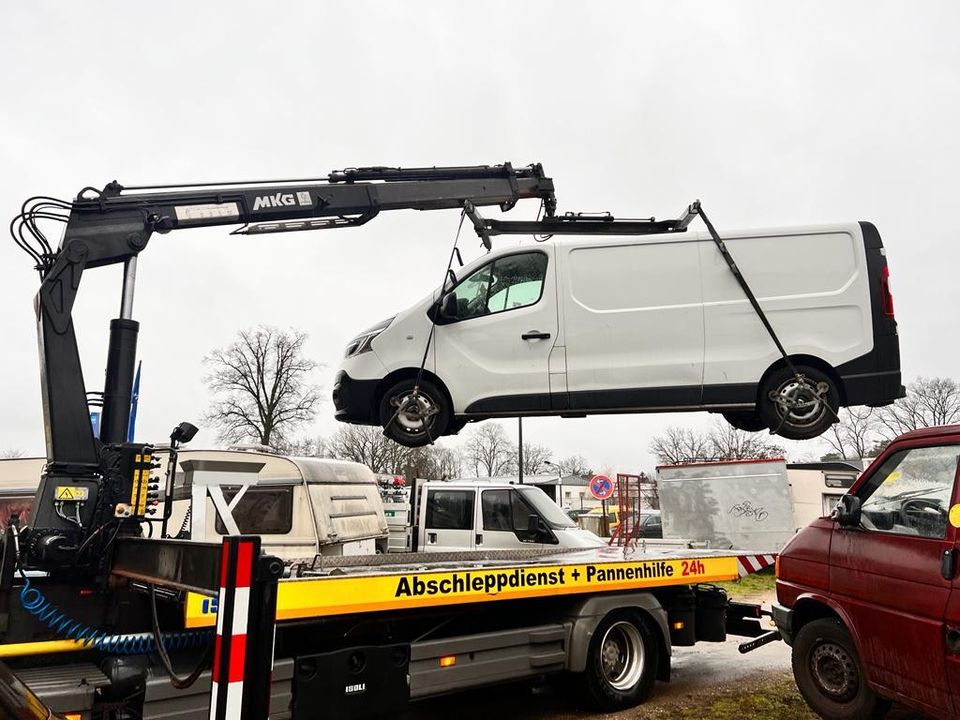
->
<box><xmin>729</xmin><ymin>501</ymin><xmax>769</xmax><ymax>522</ymax></box>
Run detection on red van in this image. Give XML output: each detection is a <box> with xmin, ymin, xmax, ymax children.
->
<box><xmin>774</xmin><ymin>425</ymin><xmax>960</xmax><ymax>719</ymax></box>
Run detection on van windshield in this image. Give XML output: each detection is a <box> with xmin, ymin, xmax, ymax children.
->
<box><xmin>517</xmin><ymin>487</ymin><xmax>575</xmax><ymax>529</ymax></box>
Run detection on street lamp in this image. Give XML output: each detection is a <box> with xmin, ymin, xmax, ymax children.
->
<box><xmin>541</xmin><ymin>461</ymin><xmax>564</xmax><ymax>509</ymax></box>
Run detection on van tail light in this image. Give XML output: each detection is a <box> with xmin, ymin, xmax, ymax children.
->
<box><xmin>879</xmin><ymin>265</ymin><xmax>895</xmax><ymax>319</ymax></box>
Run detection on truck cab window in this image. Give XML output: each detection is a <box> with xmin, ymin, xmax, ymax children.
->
<box><xmin>451</xmin><ymin>252</ymin><xmax>547</xmax><ymax>320</ymax></box>
<box><xmin>426</xmin><ymin>490</ymin><xmax>475</xmax><ymax>530</ymax></box>
<box><xmin>215</xmin><ymin>486</ymin><xmax>294</xmax><ymax>535</ymax></box>
<box><xmin>858</xmin><ymin>445</ymin><xmax>959</xmax><ymax>539</ymax></box>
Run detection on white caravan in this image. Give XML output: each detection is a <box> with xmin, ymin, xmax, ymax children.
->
<box><xmin>334</xmin><ymin>222</ymin><xmax>902</xmax><ymax>446</ymax></box>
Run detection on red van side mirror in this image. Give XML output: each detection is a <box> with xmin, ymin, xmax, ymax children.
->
<box><xmin>834</xmin><ymin>495</ymin><xmax>862</xmax><ymax>528</ymax></box>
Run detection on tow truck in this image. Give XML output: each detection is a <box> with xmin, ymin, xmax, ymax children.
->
<box><xmin>2</xmin><ymin>163</ymin><xmax>777</xmax><ymax>719</ymax></box>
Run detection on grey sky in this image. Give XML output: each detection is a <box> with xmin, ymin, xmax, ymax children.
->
<box><xmin>1</xmin><ymin>1</ymin><xmax>957</xmax><ymax>472</ymax></box>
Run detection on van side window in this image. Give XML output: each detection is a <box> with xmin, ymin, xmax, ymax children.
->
<box><xmin>858</xmin><ymin>445</ymin><xmax>959</xmax><ymax>539</ymax></box>
<box><xmin>215</xmin><ymin>486</ymin><xmax>294</xmax><ymax>535</ymax></box>
<box><xmin>426</xmin><ymin>490</ymin><xmax>475</xmax><ymax>530</ymax></box>
<box><xmin>480</xmin><ymin>489</ymin><xmax>537</xmax><ymax>537</ymax></box>
<box><xmin>451</xmin><ymin>252</ymin><xmax>547</xmax><ymax>320</ymax></box>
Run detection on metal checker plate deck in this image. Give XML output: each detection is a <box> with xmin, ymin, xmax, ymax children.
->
<box><xmin>184</xmin><ymin>546</ymin><xmax>773</xmax><ymax>628</ymax></box>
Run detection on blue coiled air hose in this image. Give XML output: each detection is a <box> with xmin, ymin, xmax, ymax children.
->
<box><xmin>19</xmin><ymin>576</ymin><xmax>214</xmax><ymax>655</ymax></box>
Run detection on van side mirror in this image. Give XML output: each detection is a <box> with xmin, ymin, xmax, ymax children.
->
<box><xmin>438</xmin><ymin>293</ymin><xmax>459</xmax><ymax>321</ymax></box>
<box><xmin>834</xmin><ymin>495</ymin><xmax>862</xmax><ymax>528</ymax></box>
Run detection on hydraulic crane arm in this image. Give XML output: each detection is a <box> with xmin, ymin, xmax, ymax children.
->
<box><xmin>15</xmin><ymin>162</ymin><xmax>555</xmax><ymax>574</ymax></box>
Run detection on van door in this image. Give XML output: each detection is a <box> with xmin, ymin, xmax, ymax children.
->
<box><xmin>477</xmin><ymin>488</ymin><xmax>544</xmax><ymax>550</ymax></box>
<box><xmin>561</xmin><ymin>239</ymin><xmax>704</xmax><ymax>410</ymax></box>
<box><xmin>434</xmin><ymin>249</ymin><xmax>557</xmax><ymax>415</ymax></box>
<box><xmin>421</xmin><ymin>487</ymin><xmax>476</xmax><ymax>551</ymax></box>
<box><xmin>829</xmin><ymin>443</ymin><xmax>958</xmax><ymax>715</ymax></box>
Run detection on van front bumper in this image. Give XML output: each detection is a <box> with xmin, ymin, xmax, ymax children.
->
<box><xmin>333</xmin><ymin>371</ymin><xmax>379</xmax><ymax>425</ymax></box>
<box><xmin>771</xmin><ymin>602</ymin><xmax>794</xmax><ymax>645</ymax></box>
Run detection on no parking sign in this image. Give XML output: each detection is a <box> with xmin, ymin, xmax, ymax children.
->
<box><xmin>589</xmin><ymin>474</ymin><xmax>614</xmax><ymax>501</ymax></box>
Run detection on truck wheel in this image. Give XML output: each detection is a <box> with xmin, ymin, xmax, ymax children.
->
<box><xmin>792</xmin><ymin>618</ymin><xmax>890</xmax><ymax>720</ymax></box>
<box><xmin>722</xmin><ymin>410</ymin><xmax>767</xmax><ymax>432</ymax></box>
<box><xmin>379</xmin><ymin>378</ymin><xmax>450</xmax><ymax>448</ymax></box>
<box><xmin>576</xmin><ymin>612</ymin><xmax>658</xmax><ymax>711</ymax></box>
<box><xmin>759</xmin><ymin>365</ymin><xmax>838</xmax><ymax>440</ymax></box>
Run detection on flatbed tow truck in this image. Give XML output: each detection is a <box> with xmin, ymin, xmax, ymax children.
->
<box><xmin>2</xmin><ymin>163</ymin><xmax>778</xmax><ymax>719</ymax></box>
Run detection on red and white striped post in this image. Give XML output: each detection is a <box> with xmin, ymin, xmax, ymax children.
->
<box><xmin>209</xmin><ymin>535</ymin><xmax>283</xmax><ymax>720</ymax></box>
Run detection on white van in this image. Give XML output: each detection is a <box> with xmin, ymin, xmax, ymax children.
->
<box><xmin>414</xmin><ymin>480</ymin><xmax>605</xmax><ymax>551</ymax></box>
<box><xmin>334</xmin><ymin>222</ymin><xmax>902</xmax><ymax>446</ymax></box>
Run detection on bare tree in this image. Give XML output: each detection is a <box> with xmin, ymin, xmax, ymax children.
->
<box><xmin>822</xmin><ymin>406</ymin><xmax>880</xmax><ymax>460</ymax></box>
<box><xmin>463</xmin><ymin>423</ymin><xmax>517</xmax><ymax>477</ymax></box>
<box><xmin>521</xmin><ymin>443</ymin><xmax>553</xmax><ymax>475</ymax></box>
<box><xmin>708</xmin><ymin>421</ymin><xmax>785</xmax><ymax>460</ymax></box>
<box><xmin>649</xmin><ymin>427</ymin><xmax>712</xmax><ymax>465</ymax></box>
<box><xmin>204</xmin><ymin>326</ymin><xmax>321</xmax><ymax>447</ymax></box>
<box><xmin>558</xmin><ymin>454</ymin><xmax>593</xmax><ymax>477</ymax></box>
<box><xmin>876</xmin><ymin>377</ymin><xmax>960</xmax><ymax>438</ymax></box>
<box><xmin>326</xmin><ymin>425</ymin><xmax>411</xmax><ymax>474</ymax></box>
<box><xmin>650</xmin><ymin>422</ymin><xmax>783</xmax><ymax>464</ymax></box>
<box><xmin>0</xmin><ymin>449</ymin><xmax>25</xmax><ymax>459</ymax></box>
<box><xmin>279</xmin><ymin>435</ymin><xmax>327</xmax><ymax>457</ymax></box>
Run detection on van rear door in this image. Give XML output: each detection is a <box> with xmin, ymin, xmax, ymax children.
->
<box><xmin>421</xmin><ymin>487</ymin><xmax>477</xmax><ymax>552</ymax></box>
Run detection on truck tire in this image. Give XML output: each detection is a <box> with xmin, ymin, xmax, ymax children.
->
<box><xmin>576</xmin><ymin>611</ymin><xmax>658</xmax><ymax>711</ymax></box>
<box><xmin>379</xmin><ymin>378</ymin><xmax>450</xmax><ymax>448</ymax></box>
<box><xmin>792</xmin><ymin>618</ymin><xmax>890</xmax><ymax>720</ymax></box>
<box><xmin>759</xmin><ymin>364</ymin><xmax>838</xmax><ymax>440</ymax></box>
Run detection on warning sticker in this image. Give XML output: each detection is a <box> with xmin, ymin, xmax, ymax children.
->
<box><xmin>54</xmin><ymin>486</ymin><xmax>89</xmax><ymax>501</ymax></box>
<box><xmin>184</xmin><ymin>555</ymin><xmax>739</xmax><ymax>628</ymax></box>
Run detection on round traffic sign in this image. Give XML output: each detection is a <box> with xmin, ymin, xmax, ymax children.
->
<box><xmin>589</xmin><ymin>474</ymin><xmax>614</xmax><ymax>501</ymax></box>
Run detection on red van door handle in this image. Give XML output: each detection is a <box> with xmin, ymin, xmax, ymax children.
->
<box><xmin>522</xmin><ymin>331</ymin><xmax>551</xmax><ymax>341</ymax></box>
<box><xmin>946</xmin><ymin>628</ymin><xmax>960</xmax><ymax>655</ymax></box>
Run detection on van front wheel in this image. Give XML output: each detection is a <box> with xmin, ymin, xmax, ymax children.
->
<box><xmin>759</xmin><ymin>365</ymin><xmax>838</xmax><ymax>440</ymax></box>
<box><xmin>379</xmin><ymin>378</ymin><xmax>450</xmax><ymax>448</ymax></box>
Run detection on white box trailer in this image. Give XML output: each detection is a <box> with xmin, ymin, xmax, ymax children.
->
<box><xmin>656</xmin><ymin>459</ymin><xmax>862</xmax><ymax>550</ymax></box>
<box><xmin>657</xmin><ymin>459</ymin><xmax>797</xmax><ymax>550</ymax></box>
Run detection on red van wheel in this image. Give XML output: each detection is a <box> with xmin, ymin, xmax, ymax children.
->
<box><xmin>792</xmin><ymin>619</ymin><xmax>890</xmax><ymax>720</ymax></box>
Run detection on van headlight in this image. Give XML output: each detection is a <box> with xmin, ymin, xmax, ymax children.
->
<box><xmin>344</xmin><ymin>317</ymin><xmax>395</xmax><ymax>358</ymax></box>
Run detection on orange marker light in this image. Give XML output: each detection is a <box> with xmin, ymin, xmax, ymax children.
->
<box><xmin>64</xmin><ymin>714</ymin><xmax>82</xmax><ymax>720</ymax></box>
<box><xmin>775</xmin><ymin>555</ymin><xmax>781</xmax><ymax>578</ymax></box>
<box><xmin>672</xmin><ymin>621</ymin><xmax>684</xmax><ymax>630</ymax></box>
<box><xmin>439</xmin><ymin>655</ymin><xmax>456</xmax><ymax>668</ymax></box>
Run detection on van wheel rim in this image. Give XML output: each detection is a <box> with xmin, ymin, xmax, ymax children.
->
<box><xmin>768</xmin><ymin>377</ymin><xmax>829</xmax><ymax>428</ymax></box>
<box><xmin>391</xmin><ymin>392</ymin><xmax>439</xmax><ymax>434</ymax></box>
<box><xmin>810</xmin><ymin>641</ymin><xmax>858</xmax><ymax>702</ymax></box>
<box><xmin>599</xmin><ymin>621</ymin><xmax>645</xmax><ymax>691</ymax></box>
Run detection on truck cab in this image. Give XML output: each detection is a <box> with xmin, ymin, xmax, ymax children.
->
<box><xmin>416</xmin><ymin>480</ymin><xmax>605</xmax><ymax>552</ymax></box>
<box><xmin>774</xmin><ymin>425</ymin><xmax>960</xmax><ymax>719</ymax></box>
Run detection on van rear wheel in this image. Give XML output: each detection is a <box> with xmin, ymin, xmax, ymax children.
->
<box><xmin>379</xmin><ymin>378</ymin><xmax>450</xmax><ymax>448</ymax></box>
<box><xmin>759</xmin><ymin>365</ymin><xmax>838</xmax><ymax>440</ymax></box>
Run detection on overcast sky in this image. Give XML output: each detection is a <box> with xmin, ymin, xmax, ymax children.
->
<box><xmin>1</xmin><ymin>1</ymin><xmax>957</xmax><ymax>473</ymax></box>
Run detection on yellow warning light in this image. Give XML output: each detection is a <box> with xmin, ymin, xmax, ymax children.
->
<box><xmin>439</xmin><ymin>655</ymin><xmax>456</xmax><ymax>668</ymax></box>
<box><xmin>672</xmin><ymin>621</ymin><xmax>684</xmax><ymax>630</ymax></box>
<box><xmin>64</xmin><ymin>714</ymin><xmax>82</xmax><ymax>720</ymax></box>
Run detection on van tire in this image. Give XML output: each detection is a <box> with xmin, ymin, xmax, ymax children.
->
<box><xmin>575</xmin><ymin>611</ymin><xmax>658</xmax><ymax>711</ymax></box>
<box><xmin>722</xmin><ymin>411</ymin><xmax>767</xmax><ymax>432</ymax></box>
<box><xmin>379</xmin><ymin>378</ymin><xmax>450</xmax><ymax>448</ymax></box>
<box><xmin>759</xmin><ymin>365</ymin><xmax>838</xmax><ymax>440</ymax></box>
<box><xmin>792</xmin><ymin>618</ymin><xmax>890</xmax><ymax>720</ymax></box>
